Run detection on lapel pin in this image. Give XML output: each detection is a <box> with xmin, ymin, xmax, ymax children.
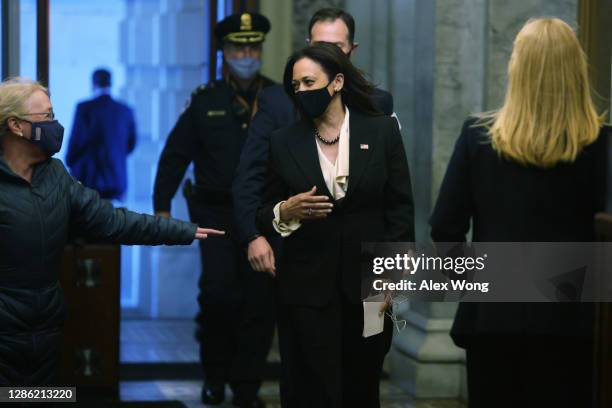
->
<box><xmin>360</xmin><ymin>144</ymin><xmax>369</xmax><ymax>150</ymax></box>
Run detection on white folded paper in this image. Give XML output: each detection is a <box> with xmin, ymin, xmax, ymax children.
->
<box><xmin>362</xmin><ymin>293</ymin><xmax>386</xmax><ymax>338</ymax></box>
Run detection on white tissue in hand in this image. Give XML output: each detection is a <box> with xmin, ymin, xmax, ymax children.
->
<box><xmin>362</xmin><ymin>293</ymin><xmax>385</xmax><ymax>338</ymax></box>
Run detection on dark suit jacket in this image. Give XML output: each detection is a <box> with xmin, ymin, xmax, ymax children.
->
<box><xmin>66</xmin><ymin>95</ymin><xmax>136</xmax><ymax>199</ymax></box>
<box><xmin>233</xmin><ymin>84</ymin><xmax>394</xmax><ymax>245</ymax></box>
<box><xmin>430</xmin><ymin>117</ymin><xmax>611</xmax><ymax>347</ymax></box>
<box><xmin>256</xmin><ymin>110</ymin><xmax>414</xmax><ymax>306</ymax></box>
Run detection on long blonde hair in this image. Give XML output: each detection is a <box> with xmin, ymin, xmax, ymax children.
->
<box><xmin>0</xmin><ymin>77</ymin><xmax>49</xmax><ymax>138</ymax></box>
<box><xmin>486</xmin><ymin>18</ymin><xmax>603</xmax><ymax>168</ymax></box>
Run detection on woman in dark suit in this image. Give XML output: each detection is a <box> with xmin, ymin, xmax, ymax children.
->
<box><xmin>430</xmin><ymin>18</ymin><xmax>609</xmax><ymax>407</ymax></box>
<box><xmin>256</xmin><ymin>43</ymin><xmax>414</xmax><ymax>407</ymax></box>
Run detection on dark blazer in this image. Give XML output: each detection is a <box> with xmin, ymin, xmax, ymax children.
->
<box><xmin>66</xmin><ymin>95</ymin><xmax>136</xmax><ymax>200</ymax></box>
<box><xmin>256</xmin><ymin>110</ymin><xmax>414</xmax><ymax>306</ymax></box>
<box><xmin>233</xmin><ymin>84</ymin><xmax>394</xmax><ymax>245</ymax></box>
<box><xmin>430</xmin><ymin>117</ymin><xmax>611</xmax><ymax>347</ymax></box>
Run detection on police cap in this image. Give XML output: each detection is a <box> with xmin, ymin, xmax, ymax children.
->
<box><xmin>214</xmin><ymin>12</ymin><xmax>271</xmax><ymax>48</ymax></box>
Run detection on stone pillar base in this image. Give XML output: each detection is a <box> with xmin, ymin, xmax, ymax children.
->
<box><xmin>389</xmin><ymin>307</ymin><xmax>467</xmax><ymax>400</ymax></box>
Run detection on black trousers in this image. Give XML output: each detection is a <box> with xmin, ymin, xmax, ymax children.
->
<box><xmin>465</xmin><ymin>335</ymin><xmax>593</xmax><ymax>408</ymax></box>
<box><xmin>282</xmin><ymin>294</ymin><xmax>393</xmax><ymax>408</ymax></box>
<box><xmin>0</xmin><ymin>330</ymin><xmax>61</xmax><ymax>386</ymax></box>
<box><xmin>193</xmin><ymin>205</ymin><xmax>276</xmax><ymax>401</ymax></box>
<box><xmin>0</xmin><ymin>283</ymin><xmax>64</xmax><ymax>386</ymax></box>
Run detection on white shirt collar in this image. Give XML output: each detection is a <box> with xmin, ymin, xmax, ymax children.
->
<box><xmin>315</xmin><ymin>107</ymin><xmax>350</xmax><ymax>199</ymax></box>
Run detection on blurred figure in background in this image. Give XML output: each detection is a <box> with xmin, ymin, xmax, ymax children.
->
<box><xmin>153</xmin><ymin>12</ymin><xmax>276</xmax><ymax>408</ymax></box>
<box><xmin>66</xmin><ymin>68</ymin><xmax>136</xmax><ymax>201</ymax></box>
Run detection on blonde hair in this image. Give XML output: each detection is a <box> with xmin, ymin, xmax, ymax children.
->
<box><xmin>0</xmin><ymin>77</ymin><xmax>49</xmax><ymax>137</ymax></box>
<box><xmin>485</xmin><ymin>18</ymin><xmax>604</xmax><ymax>168</ymax></box>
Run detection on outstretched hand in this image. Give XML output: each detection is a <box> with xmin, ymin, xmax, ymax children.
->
<box><xmin>195</xmin><ymin>227</ymin><xmax>225</xmax><ymax>240</ymax></box>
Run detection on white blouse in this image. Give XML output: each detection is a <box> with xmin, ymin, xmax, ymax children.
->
<box><xmin>273</xmin><ymin>107</ymin><xmax>351</xmax><ymax>237</ymax></box>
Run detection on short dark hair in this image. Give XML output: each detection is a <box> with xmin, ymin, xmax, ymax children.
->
<box><xmin>92</xmin><ymin>69</ymin><xmax>111</xmax><ymax>88</ymax></box>
<box><xmin>283</xmin><ymin>43</ymin><xmax>380</xmax><ymax>118</ymax></box>
<box><xmin>308</xmin><ymin>8</ymin><xmax>355</xmax><ymax>44</ymax></box>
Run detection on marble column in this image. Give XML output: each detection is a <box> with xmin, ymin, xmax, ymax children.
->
<box><xmin>120</xmin><ymin>0</ymin><xmax>207</xmax><ymax>318</ymax></box>
<box><xmin>260</xmin><ymin>0</ymin><xmax>294</xmax><ymax>82</ymax></box>
<box><xmin>485</xmin><ymin>0</ymin><xmax>577</xmax><ymax>109</ymax></box>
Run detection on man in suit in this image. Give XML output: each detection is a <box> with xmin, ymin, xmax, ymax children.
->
<box><xmin>232</xmin><ymin>8</ymin><xmax>395</xmax><ymax>273</ymax></box>
<box><xmin>66</xmin><ymin>69</ymin><xmax>136</xmax><ymax>200</ymax></box>
<box><xmin>153</xmin><ymin>13</ymin><xmax>276</xmax><ymax>408</ymax></box>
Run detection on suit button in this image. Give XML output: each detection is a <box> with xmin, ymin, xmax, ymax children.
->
<box><xmin>241</xmin><ymin>123</ymin><xmax>247</xmax><ymax>129</ymax></box>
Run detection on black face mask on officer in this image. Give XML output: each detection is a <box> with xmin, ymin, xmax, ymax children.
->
<box><xmin>294</xmin><ymin>80</ymin><xmax>338</xmax><ymax>119</ymax></box>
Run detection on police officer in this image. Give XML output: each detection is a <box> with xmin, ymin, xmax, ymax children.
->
<box><xmin>153</xmin><ymin>13</ymin><xmax>276</xmax><ymax>408</ymax></box>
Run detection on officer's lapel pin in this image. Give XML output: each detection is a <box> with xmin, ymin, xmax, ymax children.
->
<box><xmin>360</xmin><ymin>144</ymin><xmax>369</xmax><ymax>150</ymax></box>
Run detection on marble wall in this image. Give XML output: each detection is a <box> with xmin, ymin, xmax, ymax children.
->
<box><xmin>260</xmin><ymin>0</ymin><xmax>293</xmax><ymax>82</ymax></box>
<box><xmin>430</xmin><ymin>0</ymin><xmax>487</xmax><ymax>207</ymax></box>
<box><xmin>485</xmin><ymin>0</ymin><xmax>577</xmax><ymax>109</ymax></box>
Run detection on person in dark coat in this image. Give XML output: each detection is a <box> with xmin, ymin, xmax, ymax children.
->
<box><xmin>153</xmin><ymin>12</ymin><xmax>276</xmax><ymax>408</ymax></box>
<box><xmin>0</xmin><ymin>78</ymin><xmax>223</xmax><ymax>386</ymax></box>
<box><xmin>430</xmin><ymin>18</ymin><xmax>609</xmax><ymax>408</ymax></box>
<box><xmin>66</xmin><ymin>68</ymin><xmax>136</xmax><ymax>200</ymax></box>
<box><xmin>232</xmin><ymin>7</ymin><xmax>394</xmax><ymax>275</ymax></box>
<box><xmin>256</xmin><ymin>43</ymin><xmax>414</xmax><ymax>408</ymax></box>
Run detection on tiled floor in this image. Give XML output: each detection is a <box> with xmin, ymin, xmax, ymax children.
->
<box><xmin>120</xmin><ymin>320</ymin><xmax>465</xmax><ymax>408</ymax></box>
<box><xmin>121</xmin><ymin>320</ymin><xmax>200</xmax><ymax>363</ymax></box>
<box><xmin>121</xmin><ymin>320</ymin><xmax>280</xmax><ymax>364</ymax></box>
<box><xmin>120</xmin><ymin>380</ymin><xmax>465</xmax><ymax>408</ymax></box>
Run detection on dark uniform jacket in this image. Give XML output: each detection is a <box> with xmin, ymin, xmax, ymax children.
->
<box><xmin>233</xmin><ymin>84</ymin><xmax>394</xmax><ymax>245</ymax></box>
<box><xmin>256</xmin><ymin>111</ymin><xmax>414</xmax><ymax>306</ymax></box>
<box><xmin>153</xmin><ymin>75</ymin><xmax>276</xmax><ymax>214</ymax></box>
<box><xmin>0</xmin><ymin>156</ymin><xmax>196</xmax><ymax>384</ymax></box>
<box><xmin>66</xmin><ymin>95</ymin><xmax>137</xmax><ymax>200</ymax></box>
<box><xmin>429</xmin><ymin>118</ymin><xmax>611</xmax><ymax>347</ymax></box>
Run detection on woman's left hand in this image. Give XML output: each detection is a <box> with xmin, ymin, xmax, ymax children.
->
<box><xmin>195</xmin><ymin>228</ymin><xmax>225</xmax><ymax>240</ymax></box>
<box><xmin>380</xmin><ymin>292</ymin><xmax>392</xmax><ymax>314</ymax></box>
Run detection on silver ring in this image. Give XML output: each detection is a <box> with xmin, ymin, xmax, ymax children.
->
<box><xmin>307</xmin><ymin>208</ymin><xmax>313</xmax><ymax>216</ymax></box>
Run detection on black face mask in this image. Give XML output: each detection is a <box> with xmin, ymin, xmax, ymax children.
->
<box><xmin>295</xmin><ymin>82</ymin><xmax>334</xmax><ymax>119</ymax></box>
<box><xmin>24</xmin><ymin>120</ymin><xmax>65</xmax><ymax>157</ymax></box>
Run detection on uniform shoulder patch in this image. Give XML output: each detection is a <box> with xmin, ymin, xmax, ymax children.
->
<box><xmin>191</xmin><ymin>83</ymin><xmax>209</xmax><ymax>97</ymax></box>
<box><xmin>184</xmin><ymin>82</ymin><xmax>214</xmax><ymax>112</ymax></box>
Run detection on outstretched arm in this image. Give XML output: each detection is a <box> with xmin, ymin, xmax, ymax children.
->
<box><xmin>69</xmin><ymin>177</ymin><xmax>223</xmax><ymax>245</ymax></box>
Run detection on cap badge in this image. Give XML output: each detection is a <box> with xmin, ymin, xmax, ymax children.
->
<box><xmin>240</xmin><ymin>13</ymin><xmax>252</xmax><ymax>31</ymax></box>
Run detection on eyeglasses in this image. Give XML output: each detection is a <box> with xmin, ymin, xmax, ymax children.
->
<box><xmin>22</xmin><ymin>110</ymin><xmax>55</xmax><ymax>120</ymax></box>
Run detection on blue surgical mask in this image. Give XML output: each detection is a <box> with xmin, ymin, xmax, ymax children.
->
<box><xmin>226</xmin><ymin>57</ymin><xmax>262</xmax><ymax>80</ymax></box>
<box><xmin>26</xmin><ymin>120</ymin><xmax>65</xmax><ymax>157</ymax></box>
